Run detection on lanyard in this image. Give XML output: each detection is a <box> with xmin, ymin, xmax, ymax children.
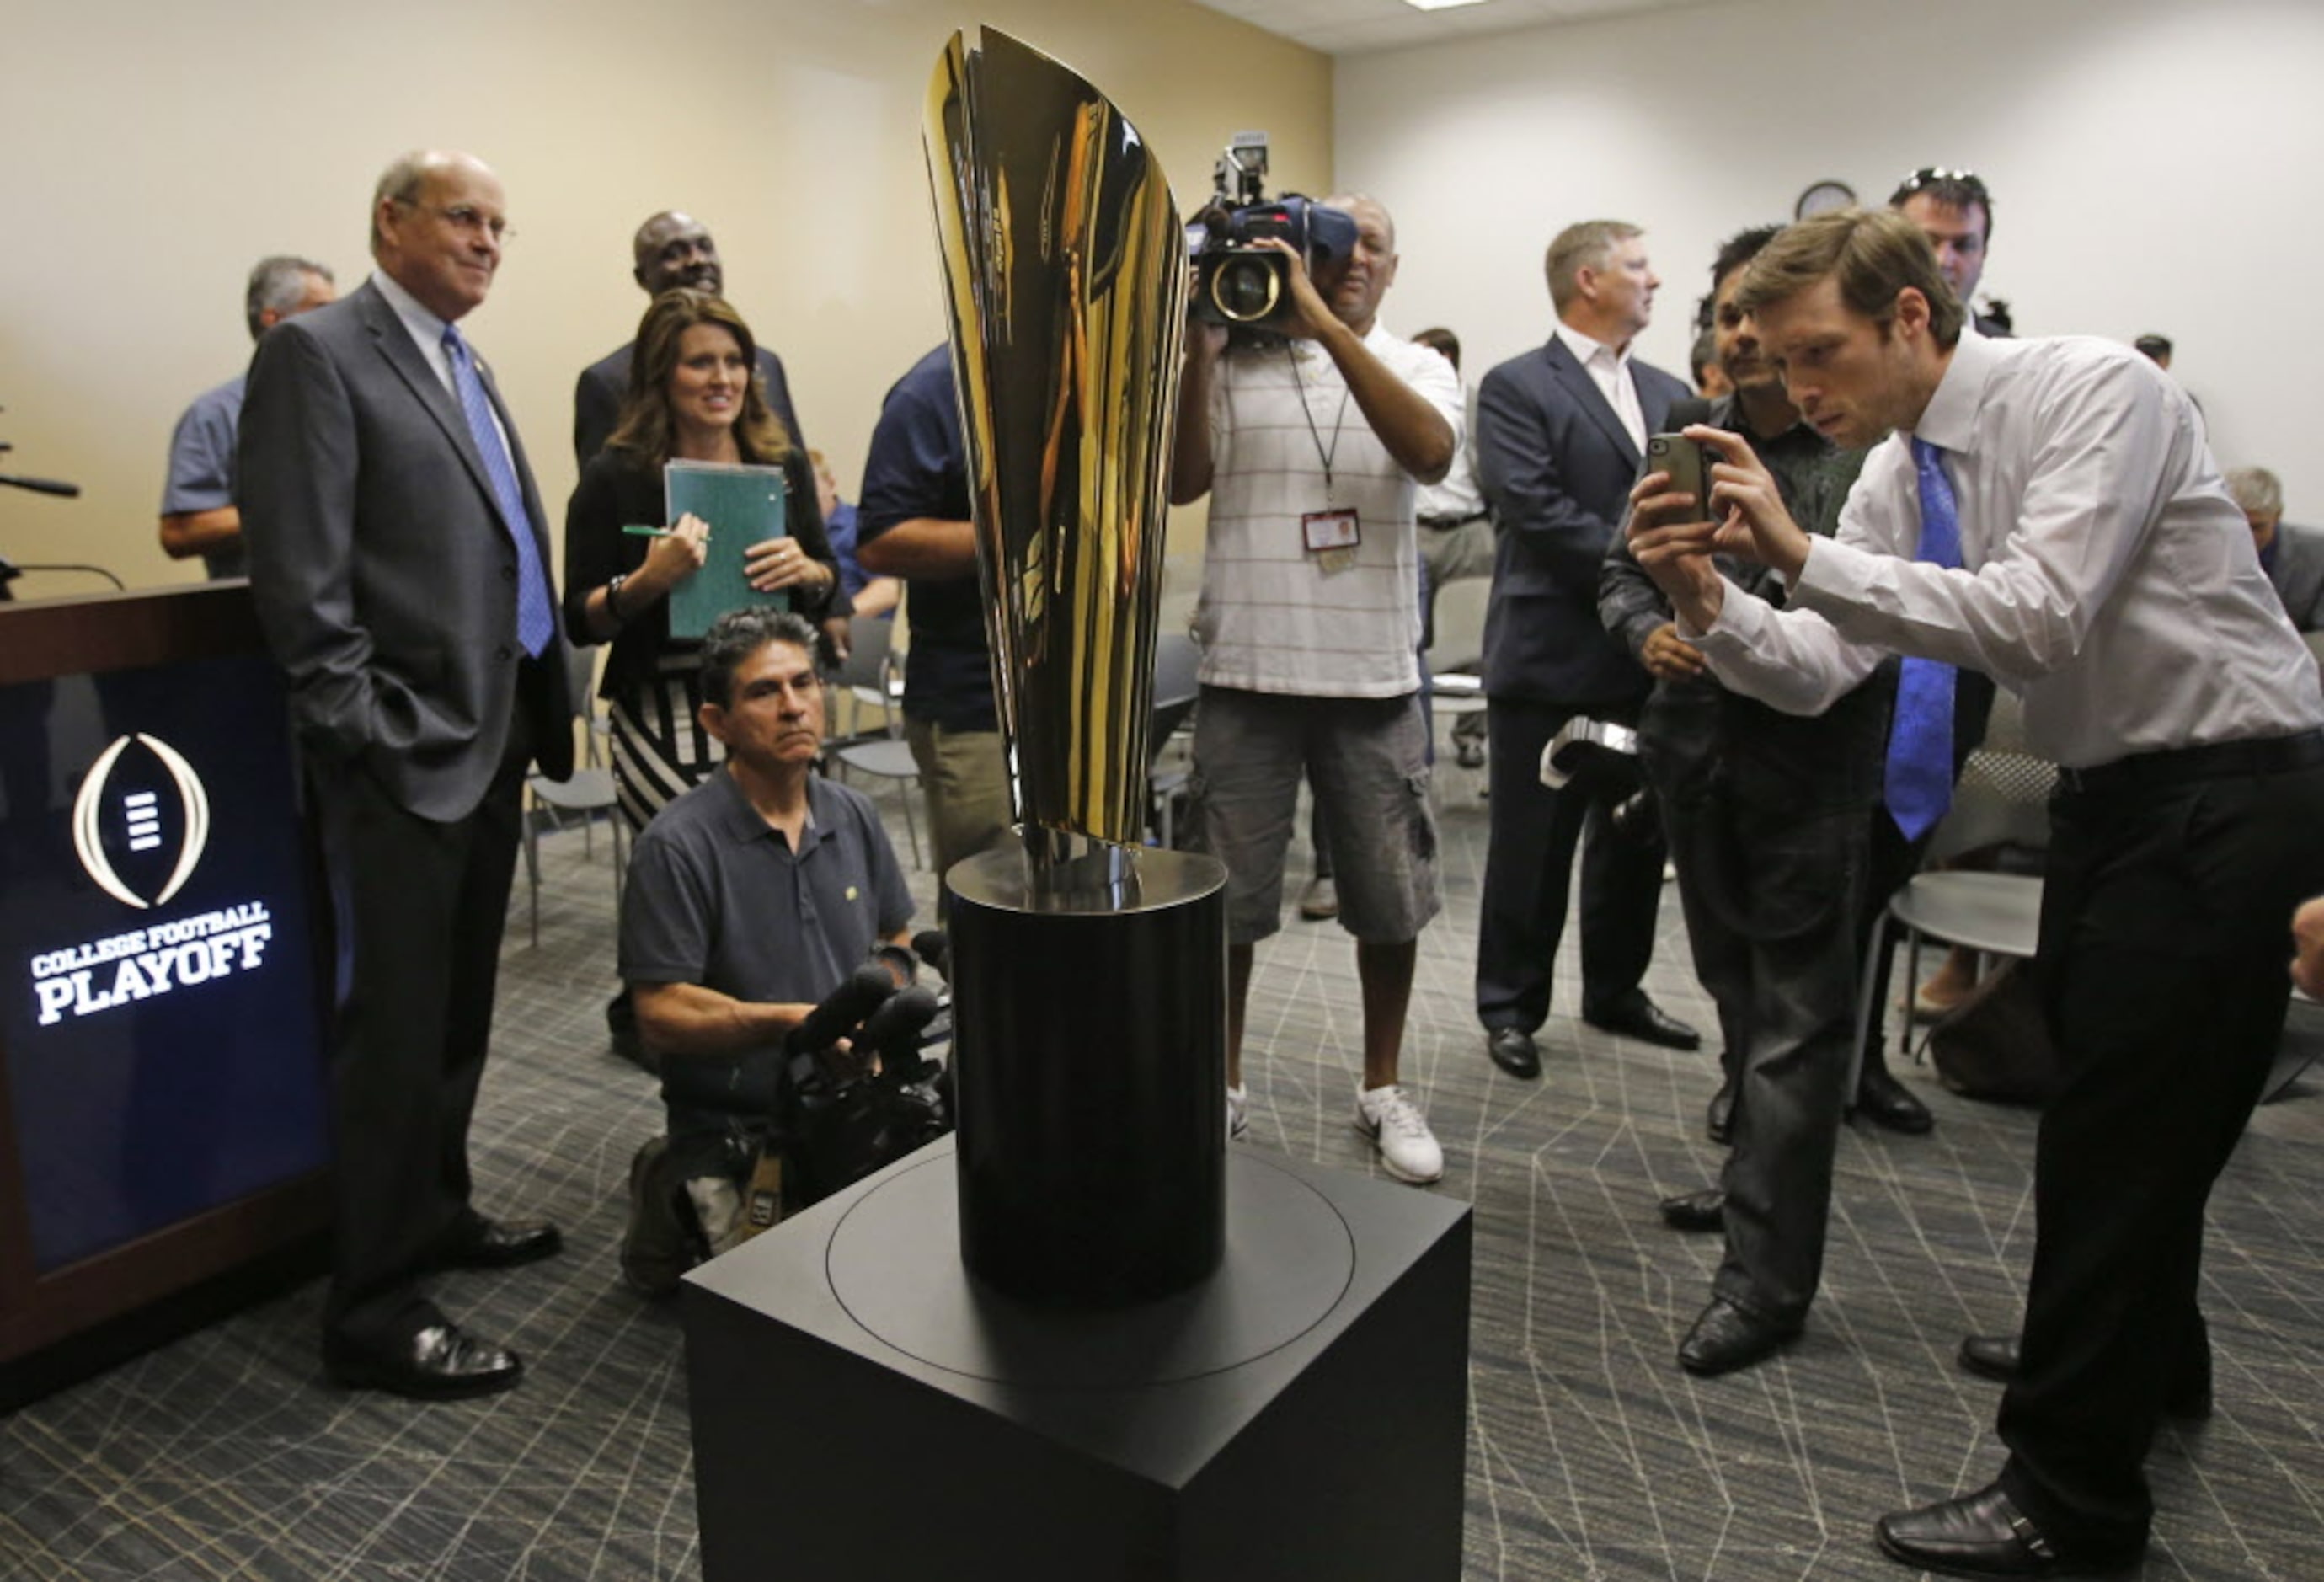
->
<box><xmin>1284</xmin><ymin>343</ymin><xmax>1354</xmax><ymax>499</ymax></box>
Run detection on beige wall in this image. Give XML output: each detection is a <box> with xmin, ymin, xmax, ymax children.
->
<box><xmin>0</xmin><ymin>0</ymin><xmax>1329</xmax><ymax>594</ymax></box>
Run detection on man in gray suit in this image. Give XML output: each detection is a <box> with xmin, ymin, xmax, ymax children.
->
<box><xmin>1472</xmin><ymin>220</ymin><xmax>1701</xmax><ymax>1082</ymax></box>
<box><xmin>240</xmin><ymin>149</ymin><xmax>573</xmax><ymax>1401</ymax></box>
<box><xmin>2229</xmin><ymin>467</ymin><xmax>2324</xmax><ymax>632</ymax></box>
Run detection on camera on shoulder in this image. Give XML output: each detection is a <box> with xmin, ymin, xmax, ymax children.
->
<box><xmin>1187</xmin><ymin>131</ymin><xmax>1356</xmax><ymax>338</ymax></box>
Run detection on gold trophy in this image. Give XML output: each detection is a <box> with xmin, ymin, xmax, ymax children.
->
<box><xmin>925</xmin><ymin>29</ymin><xmax>1227</xmax><ymax>1303</ymax></box>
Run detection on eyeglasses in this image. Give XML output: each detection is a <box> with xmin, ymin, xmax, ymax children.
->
<box><xmin>1896</xmin><ymin>167</ymin><xmax>1987</xmax><ymax>197</ymax></box>
<box><xmin>400</xmin><ymin>200</ymin><xmax>515</xmax><ymax>243</ymax></box>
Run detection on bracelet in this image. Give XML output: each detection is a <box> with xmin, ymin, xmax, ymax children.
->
<box><xmin>605</xmin><ymin>572</ymin><xmax>629</xmax><ymax>625</ymax></box>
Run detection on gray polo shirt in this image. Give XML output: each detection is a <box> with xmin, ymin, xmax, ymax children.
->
<box><xmin>160</xmin><ymin>374</ymin><xmax>249</xmax><ymax>580</ymax></box>
<box><xmin>621</xmin><ymin>768</ymin><xmax>916</xmax><ymax>1066</ymax></box>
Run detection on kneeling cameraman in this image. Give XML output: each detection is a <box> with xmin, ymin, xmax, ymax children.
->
<box><xmin>617</xmin><ymin>608</ymin><xmax>917</xmax><ymax>1291</ymax></box>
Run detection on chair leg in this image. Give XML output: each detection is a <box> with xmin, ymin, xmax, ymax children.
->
<box><xmin>1848</xmin><ymin>909</ymin><xmax>1898</xmax><ymax>1098</ymax></box>
<box><xmin>898</xmin><ymin>778</ymin><xmax>923</xmax><ymax>868</ymax></box>
<box><xmin>612</xmin><ymin>817</ymin><xmax>628</xmax><ymax>912</ymax></box>
<box><xmin>1901</xmin><ymin>927</ymin><xmax>1924</xmax><ymax>1061</ymax></box>
<box><xmin>522</xmin><ymin>801</ymin><xmax>542</xmax><ymax>949</ymax></box>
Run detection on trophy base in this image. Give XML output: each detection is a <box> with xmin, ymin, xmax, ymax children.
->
<box><xmin>946</xmin><ymin>844</ymin><xmax>1229</xmax><ymax>1306</ymax></box>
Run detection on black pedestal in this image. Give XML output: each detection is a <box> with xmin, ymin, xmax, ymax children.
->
<box><xmin>946</xmin><ymin>846</ymin><xmax>1229</xmax><ymax>1305</ymax></box>
<box><xmin>682</xmin><ymin>1136</ymin><xmax>1472</xmax><ymax>1581</ymax></box>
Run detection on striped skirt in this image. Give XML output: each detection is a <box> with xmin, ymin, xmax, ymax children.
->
<box><xmin>607</xmin><ymin>656</ymin><xmax>726</xmax><ymax>833</ymax></box>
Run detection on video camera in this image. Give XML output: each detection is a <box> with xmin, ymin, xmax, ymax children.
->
<box><xmin>1186</xmin><ymin>131</ymin><xmax>1358</xmax><ymax>338</ymax></box>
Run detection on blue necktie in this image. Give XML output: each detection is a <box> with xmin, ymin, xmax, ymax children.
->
<box><xmin>442</xmin><ymin>323</ymin><xmax>556</xmax><ymax>657</ymax></box>
<box><xmin>1884</xmin><ymin>437</ymin><xmax>1961</xmax><ymax>841</ymax></box>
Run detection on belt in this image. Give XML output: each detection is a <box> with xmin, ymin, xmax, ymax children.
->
<box><xmin>2055</xmin><ymin>728</ymin><xmax>2324</xmax><ymax>797</ymax></box>
<box><xmin>1419</xmin><ymin>510</ymin><xmax>1488</xmax><ymax>530</ymax></box>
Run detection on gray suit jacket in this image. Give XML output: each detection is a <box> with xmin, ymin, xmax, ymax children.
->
<box><xmin>2268</xmin><ymin>521</ymin><xmax>2324</xmax><ymax>634</ymax></box>
<box><xmin>239</xmin><ymin>279</ymin><xmax>573</xmax><ymax>822</ymax></box>
<box><xmin>1476</xmin><ymin>332</ymin><xmax>1688</xmax><ymax>706</ymax></box>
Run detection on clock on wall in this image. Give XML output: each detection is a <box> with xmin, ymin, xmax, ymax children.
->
<box><xmin>1795</xmin><ymin>179</ymin><xmax>1857</xmax><ymax>218</ymax></box>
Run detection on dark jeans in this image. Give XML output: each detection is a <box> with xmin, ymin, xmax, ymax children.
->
<box><xmin>1644</xmin><ymin>684</ymin><xmax>1875</xmax><ymax>1323</ymax></box>
<box><xmin>1997</xmin><ymin>756</ymin><xmax>2324</xmax><ymax>1553</ymax></box>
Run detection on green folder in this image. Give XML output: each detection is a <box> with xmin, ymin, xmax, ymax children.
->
<box><xmin>665</xmin><ymin>458</ymin><xmax>790</xmax><ymax>639</ymax></box>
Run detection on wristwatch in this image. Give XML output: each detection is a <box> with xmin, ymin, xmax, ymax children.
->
<box><xmin>605</xmin><ymin>572</ymin><xmax>629</xmax><ymax>624</ymax></box>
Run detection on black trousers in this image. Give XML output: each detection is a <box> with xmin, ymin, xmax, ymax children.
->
<box><xmin>1996</xmin><ymin>755</ymin><xmax>2324</xmax><ymax>1552</ymax></box>
<box><xmin>313</xmin><ymin>735</ymin><xmax>529</xmax><ymax>1348</ymax></box>
<box><xmin>1644</xmin><ymin>687</ymin><xmax>1876</xmax><ymax>1323</ymax></box>
<box><xmin>1476</xmin><ymin>697</ymin><xmax>1664</xmax><ymax>1033</ymax></box>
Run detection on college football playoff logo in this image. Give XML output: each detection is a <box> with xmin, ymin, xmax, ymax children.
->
<box><xmin>72</xmin><ymin>733</ymin><xmax>211</xmax><ymax>910</ymax></box>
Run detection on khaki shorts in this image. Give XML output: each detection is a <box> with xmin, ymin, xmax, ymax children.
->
<box><xmin>1187</xmin><ymin>687</ymin><xmax>1440</xmax><ymax>945</ymax></box>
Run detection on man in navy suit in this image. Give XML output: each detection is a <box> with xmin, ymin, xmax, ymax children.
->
<box><xmin>1472</xmin><ymin>220</ymin><xmax>1701</xmax><ymax>1079</ymax></box>
<box><xmin>241</xmin><ymin>150</ymin><xmax>572</xmax><ymax>1401</ymax></box>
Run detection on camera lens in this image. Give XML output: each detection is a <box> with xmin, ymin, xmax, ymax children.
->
<box><xmin>1210</xmin><ymin>255</ymin><xmax>1280</xmax><ymax>323</ymax></box>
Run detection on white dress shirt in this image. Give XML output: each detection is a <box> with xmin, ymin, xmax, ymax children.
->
<box><xmin>1554</xmin><ymin>319</ymin><xmax>1645</xmax><ymax>454</ymax></box>
<box><xmin>1686</xmin><ymin>333</ymin><xmax>2323</xmax><ymax>769</ymax></box>
<box><xmin>372</xmin><ymin>270</ymin><xmax>516</xmax><ymax>457</ymax></box>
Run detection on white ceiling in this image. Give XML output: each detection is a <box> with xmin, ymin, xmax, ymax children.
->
<box><xmin>1191</xmin><ymin>0</ymin><xmax>1731</xmax><ymax>56</ymax></box>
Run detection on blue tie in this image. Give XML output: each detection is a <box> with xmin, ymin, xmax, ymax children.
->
<box><xmin>442</xmin><ymin>323</ymin><xmax>556</xmax><ymax>657</ymax></box>
<box><xmin>1884</xmin><ymin>437</ymin><xmax>1962</xmax><ymax>842</ymax></box>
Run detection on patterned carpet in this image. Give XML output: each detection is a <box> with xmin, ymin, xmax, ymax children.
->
<box><xmin>4</xmin><ymin>762</ymin><xmax>2321</xmax><ymax>1580</ymax></box>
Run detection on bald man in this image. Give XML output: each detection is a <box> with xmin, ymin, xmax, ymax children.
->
<box><xmin>573</xmin><ymin>210</ymin><xmax>806</xmax><ymax>467</ymax></box>
<box><xmin>1169</xmin><ymin>193</ymin><xmax>1461</xmax><ymax>1184</ymax></box>
<box><xmin>241</xmin><ymin>150</ymin><xmax>574</xmax><ymax>1400</ymax></box>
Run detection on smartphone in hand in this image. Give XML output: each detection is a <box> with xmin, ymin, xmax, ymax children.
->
<box><xmin>1645</xmin><ymin>433</ymin><xmax>1714</xmax><ymax>523</ymax></box>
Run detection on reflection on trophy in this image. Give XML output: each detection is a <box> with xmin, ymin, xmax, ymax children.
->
<box><xmin>925</xmin><ymin>28</ymin><xmax>1229</xmax><ymax>1304</ymax></box>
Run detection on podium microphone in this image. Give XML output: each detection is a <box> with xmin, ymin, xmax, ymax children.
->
<box><xmin>0</xmin><ymin>473</ymin><xmax>82</xmax><ymax>498</ymax></box>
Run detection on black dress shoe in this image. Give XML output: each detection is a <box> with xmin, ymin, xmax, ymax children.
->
<box><xmin>1584</xmin><ymin>991</ymin><xmax>1702</xmax><ymax>1050</ymax></box>
<box><xmin>428</xmin><ymin>1213</ymin><xmax>564</xmax><ymax>1272</ymax></box>
<box><xmin>325</xmin><ymin>1322</ymin><xmax>524</xmax><ymax>1401</ymax></box>
<box><xmin>1678</xmin><ymin>1297</ymin><xmax>1801</xmax><ymax>1376</ymax></box>
<box><xmin>1659</xmin><ymin>1188</ymin><xmax>1725</xmax><ymax>1232</ymax></box>
<box><xmin>1957</xmin><ymin>1333</ymin><xmax>2212</xmax><ymax>1420</ymax></box>
<box><xmin>1855</xmin><ymin>1065</ymin><xmax>1935</xmax><ymax>1134</ymax></box>
<box><xmin>1958</xmin><ymin>1332</ymin><xmax>2020</xmax><ymax>1385</ymax></box>
<box><xmin>1706</xmin><ymin>1078</ymin><xmax>1735</xmax><ymax>1144</ymax></box>
<box><xmin>1875</xmin><ymin>1482</ymin><xmax>2140</xmax><ymax>1577</ymax></box>
<box><xmin>1485</xmin><ymin>1026</ymin><xmax>1541</xmax><ymax>1080</ymax></box>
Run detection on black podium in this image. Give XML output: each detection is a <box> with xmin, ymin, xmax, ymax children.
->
<box><xmin>682</xmin><ymin>1137</ymin><xmax>1472</xmax><ymax>1580</ymax></box>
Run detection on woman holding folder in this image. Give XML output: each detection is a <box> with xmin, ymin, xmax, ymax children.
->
<box><xmin>564</xmin><ymin>289</ymin><xmax>844</xmax><ymax>829</ymax></box>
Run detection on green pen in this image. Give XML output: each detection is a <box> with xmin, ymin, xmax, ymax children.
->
<box><xmin>621</xmin><ymin>525</ymin><xmax>676</xmax><ymax>537</ymax></box>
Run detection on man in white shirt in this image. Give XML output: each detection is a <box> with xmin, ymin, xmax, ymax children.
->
<box><xmin>1170</xmin><ymin>194</ymin><xmax>1459</xmax><ymax>1184</ymax></box>
<box><xmin>1630</xmin><ymin>206</ymin><xmax>2324</xmax><ymax>1579</ymax></box>
<box><xmin>1411</xmin><ymin>325</ymin><xmax>1491</xmax><ymax>770</ymax></box>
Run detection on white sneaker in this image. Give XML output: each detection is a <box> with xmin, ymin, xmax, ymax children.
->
<box><xmin>1298</xmin><ymin>874</ymin><xmax>1339</xmax><ymax>919</ymax></box>
<box><xmin>1354</xmin><ymin>1084</ymin><xmax>1444</xmax><ymax>1184</ymax></box>
<box><xmin>1226</xmin><ymin>1083</ymin><xmax>1250</xmax><ymax>1140</ymax></box>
